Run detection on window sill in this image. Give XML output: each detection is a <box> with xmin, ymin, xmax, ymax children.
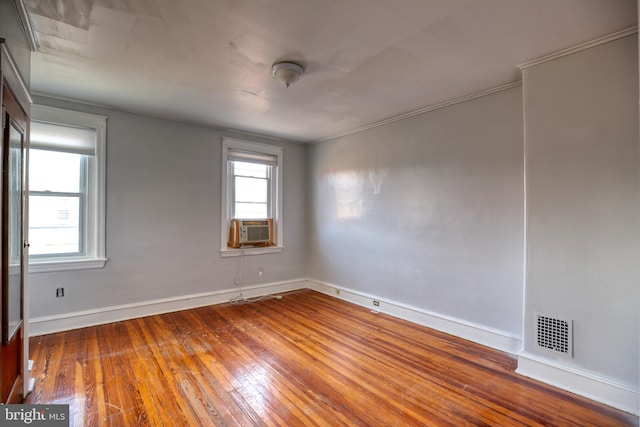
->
<box><xmin>29</xmin><ymin>257</ymin><xmax>108</xmax><ymax>273</ymax></box>
<box><xmin>220</xmin><ymin>246</ymin><xmax>283</xmax><ymax>258</ymax></box>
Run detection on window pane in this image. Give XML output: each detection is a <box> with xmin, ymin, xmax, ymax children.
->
<box><xmin>234</xmin><ymin>203</ymin><xmax>268</xmax><ymax>219</ymax></box>
<box><xmin>233</xmin><ymin>161</ymin><xmax>268</xmax><ymax>178</ymax></box>
<box><xmin>235</xmin><ymin>176</ymin><xmax>267</xmax><ymax>203</ymax></box>
<box><xmin>29</xmin><ymin>195</ymin><xmax>81</xmax><ymax>255</ymax></box>
<box><xmin>234</xmin><ymin>174</ymin><xmax>268</xmax><ymax>219</ymax></box>
<box><xmin>29</xmin><ymin>149</ymin><xmax>82</xmax><ymax>192</ymax></box>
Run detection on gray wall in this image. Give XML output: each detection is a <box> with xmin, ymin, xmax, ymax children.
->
<box><xmin>522</xmin><ymin>35</ymin><xmax>639</xmax><ymax>387</ymax></box>
<box><xmin>308</xmin><ymin>86</ymin><xmax>525</xmax><ymax>337</ymax></box>
<box><xmin>29</xmin><ymin>96</ymin><xmax>307</xmax><ymax>318</ymax></box>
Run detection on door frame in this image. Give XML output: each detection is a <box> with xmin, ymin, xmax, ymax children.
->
<box><xmin>0</xmin><ymin>40</ymin><xmax>31</xmax><ymax>400</ymax></box>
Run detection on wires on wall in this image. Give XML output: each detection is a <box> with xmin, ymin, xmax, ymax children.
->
<box><xmin>228</xmin><ymin>250</ymin><xmax>282</xmax><ymax>304</ymax></box>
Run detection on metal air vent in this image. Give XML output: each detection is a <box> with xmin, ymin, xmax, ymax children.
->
<box><xmin>535</xmin><ymin>313</ymin><xmax>573</xmax><ymax>357</ymax></box>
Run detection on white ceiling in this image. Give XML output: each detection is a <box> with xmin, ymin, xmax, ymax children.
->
<box><xmin>26</xmin><ymin>0</ymin><xmax>637</xmax><ymax>143</ymax></box>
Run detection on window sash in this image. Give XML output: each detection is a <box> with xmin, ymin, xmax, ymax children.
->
<box><xmin>28</xmin><ymin>152</ymin><xmax>88</xmax><ymax>258</ymax></box>
<box><xmin>28</xmin><ymin>193</ymin><xmax>84</xmax><ymax>256</ymax></box>
<box><xmin>230</xmin><ymin>161</ymin><xmax>272</xmax><ymax>219</ymax></box>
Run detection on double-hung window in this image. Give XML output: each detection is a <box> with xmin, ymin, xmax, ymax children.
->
<box><xmin>29</xmin><ymin>105</ymin><xmax>106</xmax><ymax>272</ymax></box>
<box><xmin>221</xmin><ymin>137</ymin><xmax>283</xmax><ymax>256</ymax></box>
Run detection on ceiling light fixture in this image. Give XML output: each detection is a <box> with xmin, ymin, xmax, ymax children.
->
<box><xmin>272</xmin><ymin>62</ymin><xmax>304</xmax><ymax>87</ymax></box>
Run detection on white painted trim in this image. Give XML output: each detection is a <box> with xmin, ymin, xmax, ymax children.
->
<box><xmin>317</xmin><ymin>81</ymin><xmax>523</xmax><ymax>143</ymax></box>
<box><xmin>517</xmin><ymin>352</ymin><xmax>639</xmax><ymax>415</ymax></box>
<box><xmin>29</xmin><ymin>257</ymin><xmax>107</xmax><ymax>273</ymax></box>
<box><xmin>307</xmin><ymin>279</ymin><xmax>522</xmax><ymax>355</ymax></box>
<box><xmin>0</xmin><ymin>43</ymin><xmax>33</xmax><ymax>110</ymax></box>
<box><xmin>520</xmin><ymin>65</ymin><xmax>530</xmax><ymax>359</ymax></box>
<box><xmin>30</xmin><ymin>92</ymin><xmax>305</xmax><ymax>145</ymax></box>
<box><xmin>518</xmin><ymin>26</ymin><xmax>638</xmax><ymax>70</ymax></box>
<box><xmin>29</xmin><ymin>279</ymin><xmax>639</xmax><ymax>416</ymax></box>
<box><xmin>29</xmin><ymin>279</ymin><xmax>308</xmax><ymax>336</ymax></box>
<box><xmin>220</xmin><ymin>137</ymin><xmax>284</xmax><ymax>252</ymax></box>
<box><xmin>220</xmin><ymin>246</ymin><xmax>283</xmax><ymax>257</ymax></box>
<box><xmin>2</xmin><ymin>39</ymin><xmax>33</xmax><ymax>399</ymax></box>
<box><xmin>29</xmin><ymin>105</ymin><xmax>108</xmax><ymax>266</ymax></box>
<box><xmin>14</xmin><ymin>0</ymin><xmax>39</xmax><ymax>51</ymax></box>
<box><xmin>30</xmin><ymin>278</ymin><xmax>522</xmax><ymax>356</ymax></box>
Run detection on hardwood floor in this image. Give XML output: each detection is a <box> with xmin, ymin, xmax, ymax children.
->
<box><xmin>27</xmin><ymin>290</ymin><xmax>636</xmax><ymax>426</ymax></box>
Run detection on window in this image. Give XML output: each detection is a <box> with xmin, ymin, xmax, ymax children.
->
<box><xmin>221</xmin><ymin>137</ymin><xmax>283</xmax><ymax>256</ymax></box>
<box><xmin>29</xmin><ymin>105</ymin><xmax>107</xmax><ymax>272</ymax></box>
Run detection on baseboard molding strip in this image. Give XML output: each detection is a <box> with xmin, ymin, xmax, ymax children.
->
<box><xmin>517</xmin><ymin>352</ymin><xmax>639</xmax><ymax>415</ymax></box>
<box><xmin>29</xmin><ymin>279</ymin><xmax>308</xmax><ymax>336</ymax></box>
<box><xmin>307</xmin><ymin>279</ymin><xmax>522</xmax><ymax>355</ymax></box>
<box><xmin>29</xmin><ymin>278</ymin><xmax>637</xmax><ymax>416</ymax></box>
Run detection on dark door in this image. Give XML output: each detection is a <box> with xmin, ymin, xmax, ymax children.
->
<box><xmin>1</xmin><ymin>82</ymin><xmax>26</xmax><ymax>404</ymax></box>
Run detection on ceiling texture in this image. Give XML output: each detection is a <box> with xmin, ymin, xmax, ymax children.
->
<box><xmin>25</xmin><ymin>0</ymin><xmax>637</xmax><ymax>142</ymax></box>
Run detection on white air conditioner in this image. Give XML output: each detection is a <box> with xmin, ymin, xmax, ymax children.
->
<box><xmin>228</xmin><ymin>219</ymin><xmax>274</xmax><ymax>248</ymax></box>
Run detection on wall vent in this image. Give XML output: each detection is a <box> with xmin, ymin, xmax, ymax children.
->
<box><xmin>535</xmin><ymin>313</ymin><xmax>573</xmax><ymax>357</ymax></box>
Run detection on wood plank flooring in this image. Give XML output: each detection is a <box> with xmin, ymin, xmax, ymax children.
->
<box><xmin>26</xmin><ymin>290</ymin><xmax>636</xmax><ymax>426</ymax></box>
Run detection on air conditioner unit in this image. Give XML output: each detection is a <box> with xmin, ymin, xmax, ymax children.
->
<box><xmin>228</xmin><ymin>218</ymin><xmax>274</xmax><ymax>248</ymax></box>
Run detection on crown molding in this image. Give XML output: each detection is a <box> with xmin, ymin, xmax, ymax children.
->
<box><xmin>31</xmin><ymin>91</ymin><xmax>304</xmax><ymax>145</ymax></box>
<box><xmin>13</xmin><ymin>0</ymin><xmax>39</xmax><ymax>51</ymax></box>
<box><xmin>317</xmin><ymin>81</ymin><xmax>523</xmax><ymax>143</ymax></box>
<box><xmin>518</xmin><ymin>26</ymin><xmax>638</xmax><ymax>70</ymax></box>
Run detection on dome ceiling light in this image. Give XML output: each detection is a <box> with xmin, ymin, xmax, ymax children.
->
<box><xmin>272</xmin><ymin>62</ymin><xmax>304</xmax><ymax>87</ymax></box>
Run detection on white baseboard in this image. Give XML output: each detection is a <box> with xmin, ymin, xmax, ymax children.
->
<box><xmin>29</xmin><ymin>279</ymin><xmax>638</xmax><ymax>416</ymax></box>
<box><xmin>517</xmin><ymin>352</ymin><xmax>639</xmax><ymax>416</ymax></box>
<box><xmin>29</xmin><ymin>279</ymin><xmax>308</xmax><ymax>336</ymax></box>
<box><xmin>307</xmin><ymin>279</ymin><xmax>522</xmax><ymax>355</ymax></box>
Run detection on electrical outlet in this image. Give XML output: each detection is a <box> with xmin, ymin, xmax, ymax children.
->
<box><xmin>56</xmin><ymin>288</ymin><xmax>65</xmax><ymax>298</ymax></box>
<box><xmin>373</xmin><ymin>300</ymin><xmax>380</xmax><ymax>307</ymax></box>
<box><xmin>234</xmin><ymin>277</ymin><xmax>241</xmax><ymax>286</ymax></box>
<box><xmin>258</xmin><ymin>267</ymin><xmax>264</xmax><ymax>277</ymax></box>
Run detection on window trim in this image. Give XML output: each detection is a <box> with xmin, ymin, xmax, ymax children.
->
<box><xmin>28</xmin><ymin>105</ymin><xmax>107</xmax><ymax>273</ymax></box>
<box><xmin>220</xmin><ymin>137</ymin><xmax>283</xmax><ymax>257</ymax></box>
